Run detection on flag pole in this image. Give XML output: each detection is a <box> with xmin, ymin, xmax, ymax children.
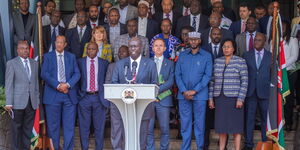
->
<box><xmin>271</xmin><ymin>2</ymin><xmax>279</xmax><ymax>60</ymax></box>
<box><xmin>37</xmin><ymin>2</ymin><xmax>43</xmax><ymax>65</ymax></box>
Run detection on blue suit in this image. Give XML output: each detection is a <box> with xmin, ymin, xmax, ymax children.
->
<box><xmin>147</xmin><ymin>57</ymin><xmax>174</xmax><ymax>150</ymax></box>
<box><xmin>175</xmin><ymin>49</ymin><xmax>213</xmax><ymax>150</ymax></box>
<box><xmin>41</xmin><ymin>51</ymin><xmax>81</xmax><ymax>150</ymax></box>
<box><xmin>229</xmin><ymin>20</ymin><xmax>261</xmax><ymax>38</ymax></box>
<box><xmin>111</xmin><ymin>56</ymin><xmax>158</xmax><ymax>150</ymax></box>
<box><xmin>77</xmin><ymin>57</ymin><xmax>109</xmax><ymax>150</ymax></box>
<box><xmin>202</xmin><ymin>43</ymin><xmax>224</xmax><ymax>61</ymax></box>
<box><xmin>243</xmin><ymin>50</ymin><xmax>271</xmax><ymax>148</ymax></box>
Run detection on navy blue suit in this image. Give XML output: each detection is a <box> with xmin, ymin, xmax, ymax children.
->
<box><xmin>77</xmin><ymin>57</ymin><xmax>109</xmax><ymax>150</ymax></box>
<box><xmin>229</xmin><ymin>20</ymin><xmax>261</xmax><ymax>38</ymax></box>
<box><xmin>147</xmin><ymin>57</ymin><xmax>174</xmax><ymax>150</ymax></box>
<box><xmin>243</xmin><ymin>50</ymin><xmax>271</xmax><ymax>148</ymax></box>
<box><xmin>41</xmin><ymin>51</ymin><xmax>81</xmax><ymax>150</ymax></box>
<box><xmin>202</xmin><ymin>43</ymin><xmax>224</xmax><ymax>60</ymax></box>
<box><xmin>201</xmin><ymin>27</ymin><xmax>234</xmax><ymax>46</ymax></box>
<box><xmin>65</xmin><ymin>26</ymin><xmax>92</xmax><ymax>58</ymax></box>
<box><xmin>111</xmin><ymin>57</ymin><xmax>158</xmax><ymax>149</ymax></box>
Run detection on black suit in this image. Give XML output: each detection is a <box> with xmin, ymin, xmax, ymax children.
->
<box><xmin>65</xmin><ymin>26</ymin><xmax>92</xmax><ymax>58</ymax></box>
<box><xmin>202</xmin><ymin>43</ymin><xmax>223</xmax><ymax>60</ymax></box>
<box><xmin>153</xmin><ymin>9</ymin><xmax>182</xmax><ymax>34</ymax></box>
<box><xmin>175</xmin><ymin>14</ymin><xmax>210</xmax><ymax>37</ymax></box>
<box><xmin>136</xmin><ymin>18</ymin><xmax>160</xmax><ymax>41</ymax></box>
<box><xmin>103</xmin><ymin>23</ymin><xmax>127</xmax><ymax>43</ymax></box>
<box><xmin>42</xmin><ymin>25</ymin><xmax>65</xmax><ymax>53</ymax></box>
<box><xmin>203</xmin><ymin>6</ymin><xmax>237</xmax><ymax>22</ymax></box>
<box><xmin>201</xmin><ymin>27</ymin><xmax>234</xmax><ymax>46</ymax></box>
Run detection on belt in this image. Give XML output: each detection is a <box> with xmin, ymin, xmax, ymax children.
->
<box><xmin>86</xmin><ymin>91</ymin><xmax>99</xmax><ymax>95</ymax></box>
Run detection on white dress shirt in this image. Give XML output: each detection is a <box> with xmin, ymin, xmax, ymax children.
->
<box><xmin>19</xmin><ymin>57</ymin><xmax>31</xmax><ymax>78</ymax></box>
<box><xmin>89</xmin><ymin>19</ymin><xmax>99</xmax><ymax>29</ymax></box>
<box><xmin>49</xmin><ymin>25</ymin><xmax>59</xmax><ymax>52</ymax></box>
<box><xmin>130</xmin><ymin>55</ymin><xmax>142</xmax><ymax>75</ymax></box>
<box><xmin>163</xmin><ymin>11</ymin><xmax>173</xmax><ymax>22</ymax></box>
<box><xmin>55</xmin><ymin>51</ymin><xmax>65</xmax><ymax>82</ymax></box>
<box><xmin>42</xmin><ymin>14</ymin><xmax>65</xmax><ymax>28</ymax></box>
<box><xmin>77</xmin><ymin>25</ymin><xmax>87</xmax><ymax>36</ymax></box>
<box><xmin>283</xmin><ymin>37</ymin><xmax>299</xmax><ymax>70</ymax></box>
<box><xmin>254</xmin><ymin>49</ymin><xmax>264</xmax><ymax>65</ymax></box>
<box><xmin>211</xmin><ymin>43</ymin><xmax>220</xmax><ymax>56</ymax></box>
<box><xmin>138</xmin><ymin>17</ymin><xmax>148</xmax><ymax>37</ymax></box>
<box><xmin>246</xmin><ymin>31</ymin><xmax>256</xmax><ymax>51</ymax></box>
<box><xmin>86</xmin><ymin>57</ymin><xmax>99</xmax><ymax>91</ymax></box>
<box><xmin>190</xmin><ymin>14</ymin><xmax>200</xmax><ymax>31</ymax></box>
<box><xmin>154</xmin><ymin>55</ymin><xmax>163</xmax><ymax>75</ymax></box>
<box><xmin>119</xmin><ymin>5</ymin><xmax>128</xmax><ymax>24</ymax></box>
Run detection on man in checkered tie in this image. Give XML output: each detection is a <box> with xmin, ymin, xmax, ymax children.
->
<box><xmin>77</xmin><ymin>42</ymin><xmax>109</xmax><ymax>150</ymax></box>
<box><xmin>41</xmin><ymin>35</ymin><xmax>81</xmax><ymax>150</ymax></box>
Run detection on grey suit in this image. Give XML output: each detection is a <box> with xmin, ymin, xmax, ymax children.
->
<box><xmin>112</xmin><ymin>34</ymin><xmax>149</xmax><ymax>61</ymax></box>
<box><xmin>5</xmin><ymin>57</ymin><xmax>39</xmax><ymax>150</ymax></box>
<box><xmin>12</xmin><ymin>12</ymin><xmax>35</xmax><ymax>51</ymax></box>
<box><xmin>112</xmin><ymin>4</ymin><xmax>138</xmax><ymax>24</ymax></box>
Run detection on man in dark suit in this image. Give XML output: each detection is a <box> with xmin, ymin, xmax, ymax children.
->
<box><xmin>43</xmin><ymin>10</ymin><xmax>65</xmax><ymax>53</ymax></box>
<box><xmin>229</xmin><ymin>3</ymin><xmax>252</xmax><ymax>38</ymax></box>
<box><xmin>111</xmin><ymin>37</ymin><xmax>158</xmax><ymax>150</ymax></box>
<box><xmin>41</xmin><ymin>35</ymin><xmax>81</xmax><ymax>150</ymax></box>
<box><xmin>13</xmin><ymin>0</ymin><xmax>35</xmax><ymax>53</ymax></box>
<box><xmin>176</xmin><ymin>0</ymin><xmax>209</xmax><ymax>37</ymax></box>
<box><xmin>105</xmin><ymin>45</ymin><xmax>129</xmax><ymax>150</ymax></box>
<box><xmin>136</xmin><ymin>0</ymin><xmax>159</xmax><ymax>41</ymax></box>
<box><xmin>63</xmin><ymin>0</ymin><xmax>86</xmax><ymax>29</ymax></box>
<box><xmin>201</xmin><ymin>12</ymin><xmax>233</xmax><ymax>46</ymax></box>
<box><xmin>147</xmin><ymin>38</ymin><xmax>174</xmax><ymax>150</ymax></box>
<box><xmin>203</xmin><ymin>0</ymin><xmax>236</xmax><ymax>22</ymax></box>
<box><xmin>86</xmin><ymin>4</ymin><xmax>102</xmax><ymax>29</ymax></box>
<box><xmin>254</xmin><ymin>5</ymin><xmax>267</xmax><ymax>20</ymax></box>
<box><xmin>153</xmin><ymin>0</ymin><xmax>182</xmax><ymax>34</ymax></box>
<box><xmin>65</xmin><ymin>10</ymin><xmax>92</xmax><ymax>58</ymax></box>
<box><xmin>103</xmin><ymin>8</ymin><xmax>127</xmax><ymax>44</ymax></box>
<box><xmin>77</xmin><ymin>42</ymin><xmax>109</xmax><ymax>150</ymax></box>
<box><xmin>111</xmin><ymin>0</ymin><xmax>138</xmax><ymax>24</ymax></box>
<box><xmin>5</xmin><ymin>41</ymin><xmax>40</xmax><ymax>150</ymax></box>
<box><xmin>99</xmin><ymin>2</ymin><xmax>113</xmax><ymax>25</ymax></box>
<box><xmin>243</xmin><ymin>33</ymin><xmax>271</xmax><ymax>150</ymax></box>
<box><xmin>202</xmin><ymin>27</ymin><xmax>223</xmax><ymax>150</ymax></box>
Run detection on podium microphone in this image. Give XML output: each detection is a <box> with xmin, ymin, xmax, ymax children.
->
<box><xmin>124</xmin><ymin>62</ymin><xmax>129</xmax><ymax>77</ymax></box>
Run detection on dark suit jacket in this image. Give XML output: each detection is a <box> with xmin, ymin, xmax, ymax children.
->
<box><xmin>41</xmin><ymin>51</ymin><xmax>81</xmax><ymax>105</ymax></box>
<box><xmin>103</xmin><ymin>23</ymin><xmax>127</xmax><ymax>43</ymax></box>
<box><xmin>77</xmin><ymin>57</ymin><xmax>110</xmax><ymax>107</ymax></box>
<box><xmin>135</xmin><ymin>18</ymin><xmax>160</xmax><ymax>42</ymax></box>
<box><xmin>202</xmin><ymin>43</ymin><xmax>224</xmax><ymax>61</ymax></box>
<box><xmin>243</xmin><ymin>50</ymin><xmax>271</xmax><ymax>99</ymax></box>
<box><xmin>229</xmin><ymin>20</ymin><xmax>261</xmax><ymax>38</ymax></box>
<box><xmin>65</xmin><ymin>26</ymin><xmax>92</xmax><ymax>58</ymax></box>
<box><xmin>259</xmin><ymin>15</ymin><xmax>270</xmax><ymax>35</ymax></box>
<box><xmin>13</xmin><ymin>12</ymin><xmax>35</xmax><ymax>46</ymax></box>
<box><xmin>42</xmin><ymin>25</ymin><xmax>65</xmax><ymax>53</ymax></box>
<box><xmin>153</xmin><ymin>58</ymin><xmax>174</xmax><ymax>107</ymax></box>
<box><xmin>175</xmin><ymin>14</ymin><xmax>210</xmax><ymax>37</ymax></box>
<box><xmin>201</xmin><ymin>27</ymin><xmax>234</xmax><ymax>46</ymax></box>
<box><xmin>203</xmin><ymin>6</ymin><xmax>237</xmax><ymax>22</ymax></box>
<box><xmin>153</xmin><ymin>9</ymin><xmax>182</xmax><ymax>34</ymax></box>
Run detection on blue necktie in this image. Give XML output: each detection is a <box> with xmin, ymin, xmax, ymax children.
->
<box><xmin>58</xmin><ymin>54</ymin><xmax>66</xmax><ymax>82</ymax></box>
<box><xmin>256</xmin><ymin>52</ymin><xmax>262</xmax><ymax>69</ymax></box>
<box><xmin>192</xmin><ymin>16</ymin><xmax>197</xmax><ymax>30</ymax></box>
<box><xmin>51</xmin><ymin>27</ymin><xmax>56</xmax><ymax>51</ymax></box>
<box><xmin>24</xmin><ymin>59</ymin><xmax>30</xmax><ymax>79</ymax></box>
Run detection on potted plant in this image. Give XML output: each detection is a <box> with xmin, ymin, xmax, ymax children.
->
<box><xmin>0</xmin><ymin>87</ymin><xmax>11</xmax><ymax>150</ymax></box>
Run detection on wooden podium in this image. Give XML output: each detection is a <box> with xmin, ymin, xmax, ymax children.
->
<box><xmin>104</xmin><ymin>84</ymin><xmax>159</xmax><ymax>150</ymax></box>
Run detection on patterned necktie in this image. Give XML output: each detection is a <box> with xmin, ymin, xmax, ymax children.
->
<box><xmin>192</xmin><ymin>16</ymin><xmax>197</xmax><ymax>31</ymax></box>
<box><xmin>249</xmin><ymin>33</ymin><xmax>254</xmax><ymax>51</ymax></box>
<box><xmin>132</xmin><ymin>61</ymin><xmax>137</xmax><ymax>83</ymax></box>
<box><xmin>58</xmin><ymin>54</ymin><xmax>66</xmax><ymax>82</ymax></box>
<box><xmin>166</xmin><ymin>13</ymin><xmax>170</xmax><ymax>19</ymax></box>
<box><xmin>256</xmin><ymin>51</ymin><xmax>262</xmax><ymax>69</ymax></box>
<box><xmin>79</xmin><ymin>28</ymin><xmax>83</xmax><ymax>42</ymax></box>
<box><xmin>90</xmin><ymin>59</ymin><xmax>96</xmax><ymax>92</ymax></box>
<box><xmin>241</xmin><ymin>21</ymin><xmax>246</xmax><ymax>33</ymax></box>
<box><xmin>24</xmin><ymin>59</ymin><xmax>30</xmax><ymax>79</ymax></box>
<box><xmin>213</xmin><ymin>45</ymin><xmax>218</xmax><ymax>58</ymax></box>
<box><xmin>51</xmin><ymin>27</ymin><xmax>56</xmax><ymax>51</ymax></box>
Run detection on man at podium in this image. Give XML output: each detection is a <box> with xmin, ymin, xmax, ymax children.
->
<box><xmin>111</xmin><ymin>37</ymin><xmax>158</xmax><ymax>150</ymax></box>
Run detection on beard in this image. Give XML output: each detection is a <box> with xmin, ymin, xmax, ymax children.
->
<box><xmin>190</xmin><ymin>43</ymin><xmax>200</xmax><ymax>49</ymax></box>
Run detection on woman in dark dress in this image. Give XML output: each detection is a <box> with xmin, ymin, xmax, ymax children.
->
<box><xmin>208</xmin><ymin>39</ymin><xmax>248</xmax><ymax>150</ymax></box>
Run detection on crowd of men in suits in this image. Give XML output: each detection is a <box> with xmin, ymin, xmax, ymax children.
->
<box><xmin>5</xmin><ymin>0</ymin><xmax>300</xmax><ymax>149</ymax></box>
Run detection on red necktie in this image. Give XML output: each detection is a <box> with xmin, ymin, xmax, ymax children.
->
<box><xmin>241</xmin><ymin>21</ymin><xmax>246</xmax><ymax>33</ymax></box>
<box><xmin>92</xmin><ymin>23</ymin><xmax>96</xmax><ymax>28</ymax></box>
<box><xmin>249</xmin><ymin>33</ymin><xmax>253</xmax><ymax>51</ymax></box>
<box><xmin>90</xmin><ymin>59</ymin><xmax>96</xmax><ymax>92</ymax></box>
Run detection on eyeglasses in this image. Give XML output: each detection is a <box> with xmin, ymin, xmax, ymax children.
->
<box><xmin>222</xmin><ymin>46</ymin><xmax>233</xmax><ymax>49</ymax></box>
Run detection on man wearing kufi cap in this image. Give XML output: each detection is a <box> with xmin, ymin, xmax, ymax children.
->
<box><xmin>175</xmin><ymin>31</ymin><xmax>213</xmax><ymax>149</ymax></box>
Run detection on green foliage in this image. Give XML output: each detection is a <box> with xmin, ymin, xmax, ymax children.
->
<box><xmin>0</xmin><ymin>87</ymin><xmax>6</xmax><ymax>115</ymax></box>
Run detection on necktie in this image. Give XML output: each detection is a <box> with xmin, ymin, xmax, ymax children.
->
<box><xmin>213</xmin><ymin>45</ymin><xmax>218</xmax><ymax>58</ymax></box>
<box><xmin>155</xmin><ymin>58</ymin><xmax>160</xmax><ymax>75</ymax></box>
<box><xmin>92</xmin><ymin>23</ymin><xmax>96</xmax><ymax>28</ymax></box>
<box><xmin>249</xmin><ymin>33</ymin><xmax>254</xmax><ymax>51</ymax></box>
<box><xmin>166</xmin><ymin>13</ymin><xmax>170</xmax><ymax>19</ymax></box>
<box><xmin>90</xmin><ymin>59</ymin><xmax>96</xmax><ymax>92</ymax></box>
<box><xmin>192</xmin><ymin>16</ymin><xmax>197</xmax><ymax>31</ymax></box>
<box><xmin>79</xmin><ymin>28</ymin><xmax>83</xmax><ymax>42</ymax></box>
<box><xmin>256</xmin><ymin>51</ymin><xmax>262</xmax><ymax>69</ymax></box>
<box><xmin>184</xmin><ymin>8</ymin><xmax>189</xmax><ymax>16</ymax></box>
<box><xmin>58</xmin><ymin>54</ymin><xmax>66</xmax><ymax>82</ymax></box>
<box><xmin>241</xmin><ymin>21</ymin><xmax>246</xmax><ymax>33</ymax></box>
<box><xmin>24</xmin><ymin>59</ymin><xmax>30</xmax><ymax>79</ymax></box>
<box><xmin>51</xmin><ymin>27</ymin><xmax>56</xmax><ymax>51</ymax></box>
<box><xmin>132</xmin><ymin>61</ymin><xmax>137</xmax><ymax>82</ymax></box>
